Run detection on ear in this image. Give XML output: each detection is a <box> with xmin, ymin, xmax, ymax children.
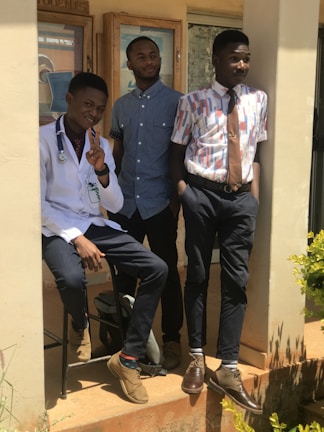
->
<box><xmin>212</xmin><ymin>54</ymin><xmax>218</xmax><ymax>67</ymax></box>
<box><xmin>66</xmin><ymin>92</ymin><xmax>73</xmax><ymax>105</ymax></box>
<box><xmin>127</xmin><ymin>60</ymin><xmax>132</xmax><ymax>71</ymax></box>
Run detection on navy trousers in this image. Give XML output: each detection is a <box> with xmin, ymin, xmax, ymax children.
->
<box><xmin>42</xmin><ymin>224</ymin><xmax>167</xmax><ymax>358</ymax></box>
<box><xmin>108</xmin><ymin>207</ymin><xmax>183</xmax><ymax>343</ymax></box>
<box><xmin>181</xmin><ymin>184</ymin><xmax>259</xmax><ymax>361</ymax></box>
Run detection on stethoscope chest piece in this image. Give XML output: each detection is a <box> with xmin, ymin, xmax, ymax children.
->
<box><xmin>58</xmin><ymin>150</ymin><xmax>67</xmax><ymax>162</ymax></box>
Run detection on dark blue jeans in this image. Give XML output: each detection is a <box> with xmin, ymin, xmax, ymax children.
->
<box><xmin>108</xmin><ymin>207</ymin><xmax>183</xmax><ymax>343</ymax></box>
<box><xmin>181</xmin><ymin>184</ymin><xmax>259</xmax><ymax>361</ymax></box>
<box><xmin>42</xmin><ymin>224</ymin><xmax>167</xmax><ymax>358</ymax></box>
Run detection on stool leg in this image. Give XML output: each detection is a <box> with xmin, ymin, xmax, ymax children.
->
<box><xmin>106</xmin><ymin>260</ymin><xmax>126</xmax><ymax>345</ymax></box>
<box><xmin>59</xmin><ymin>281</ymin><xmax>113</xmax><ymax>399</ymax></box>
<box><xmin>85</xmin><ymin>290</ymin><xmax>92</xmax><ymax>346</ymax></box>
<box><xmin>61</xmin><ymin>307</ymin><xmax>68</xmax><ymax>399</ymax></box>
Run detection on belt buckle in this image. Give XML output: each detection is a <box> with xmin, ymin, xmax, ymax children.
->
<box><xmin>223</xmin><ymin>184</ymin><xmax>233</xmax><ymax>193</ymax></box>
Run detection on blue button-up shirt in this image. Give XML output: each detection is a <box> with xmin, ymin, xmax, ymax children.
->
<box><xmin>110</xmin><ymin>80</ymin><xmax>182</xmax><ymax>219</ymax></box>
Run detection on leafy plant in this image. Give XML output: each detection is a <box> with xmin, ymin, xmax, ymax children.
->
<box><xmin>221</xmin><ymin>399</ymin><xmax>255</xmax><ymax>431</ymax></box>
<box><xmin>289</xmin><ymin>230</ymin><xmax>324</xmax><ymax>330</ymax></box>
<box><xmin>269</xmin><ymin>412</ymin><xmax>288</xmax><ymax>431</ymax></box>
<box><xmin>0</xmin><ymin>345</ymin><xmax>49</xmax><ymax>432</ymax></box>
<box><xmin>0</xmin><ymin>345</ymin><xmax>19</xmax><ymax>429</ymax></box>
<box><xmin>221</xmin><ymin>399</ymin><xmax>324</xmax><ymax>432</ymax></box>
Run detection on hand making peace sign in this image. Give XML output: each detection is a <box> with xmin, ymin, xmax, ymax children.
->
<box><xmin>86</xmin><ymin>127</ymin><xmax>105</xmax><ymax>171</ymax></box>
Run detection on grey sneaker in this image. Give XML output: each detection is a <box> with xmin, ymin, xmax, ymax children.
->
<box><xmin>208</xmin><ymin>366</ymin><xmax>262</xmax><ymax>414</ymax></box>
<box><xmin>69</xmin><ymin>326</ymin><xmax>91</xmax><ymax>362</ymax></box>
<box><xmin>107</xmin><ymin>352</ymin><xmax>148</xmax><ymax>404</ymax></box>
<box><xmin>162</xmin><ymin>341</ymin><xmax>181</xmax><ymax>370</ymax></box>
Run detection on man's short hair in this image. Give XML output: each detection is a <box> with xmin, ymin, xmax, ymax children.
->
<box><xmin>126</xmin><ymin>36</ymin><xmax>160</xmax><ymax>60</ymax></box>
<box><xmin>68</xmin><ymin>72</ymin><xmax>108</xmax><ymax>97</ymax></box>
<box><xmin>212</xmin><ymin>30</ymin><xmax>249</xmax><ymax>55</ymax></box>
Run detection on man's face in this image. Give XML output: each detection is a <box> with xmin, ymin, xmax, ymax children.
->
<box><xmin>65</xmin><ymin>87</ymin><xmax>107</xmax><ymax>133</ymax></box>
<box><xmin>127</xmin><ymin>40</ymin><xmax>161</xmax><ymax>82</ymax></box>
<box><xmin>212</xmin><ymin>42</ymin><xmax>250</xmax><ymax>89</ymax></box>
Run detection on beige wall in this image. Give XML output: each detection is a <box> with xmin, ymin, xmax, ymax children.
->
<box><xmin>241</xmin><ymin>0</ymin><xmax>319</xmax><ymax>368</ymax></box>
<box><xmin>0</xmin><ymin>0</ymin><xmax>45</xmax><ymax>430</ymax></box>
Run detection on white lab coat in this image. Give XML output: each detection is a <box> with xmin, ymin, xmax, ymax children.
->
<box><xmin>40</xmin><ymin>116</ymin><xmax>124</xmax><ymax>243</ymax></box>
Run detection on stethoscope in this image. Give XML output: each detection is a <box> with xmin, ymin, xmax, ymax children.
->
<box><xmin>56</xmin><ymin>115</ymin><xmax>96</xmax><ymax>162</ymax></box>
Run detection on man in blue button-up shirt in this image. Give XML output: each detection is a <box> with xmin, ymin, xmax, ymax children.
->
<box><xmin>108</xmin><ymin>36</ymin><xmax>183</xmax><ymax>370</ymax></box>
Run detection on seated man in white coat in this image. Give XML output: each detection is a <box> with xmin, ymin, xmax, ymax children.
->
<box><xmin>40</xmin><ymin>72</ymin><xmax>167</xmax><ymax>404</ymax></box>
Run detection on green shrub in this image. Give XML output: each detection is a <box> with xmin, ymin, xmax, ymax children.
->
<box><xmin>289</xmin><ymin>230</ymin><xmax>324</xmax><ymax>331</ymax></box>
<box><xmin>221</xmin><ymin>399</ymin><xmax>324</xmax><ymax>431</ymax></box>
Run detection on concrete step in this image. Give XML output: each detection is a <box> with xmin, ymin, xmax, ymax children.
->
<box><xmin>47</xmin><ymin>360</ymin><xmax>264</xmax><ymax>432</ymax></box>
<box><xmin>45</xmin><ymin>356</ymin><xmax>324</xmax><ymax>432</ymax></box>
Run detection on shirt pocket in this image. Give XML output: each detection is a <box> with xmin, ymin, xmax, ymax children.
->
<box><xmin>152</xmin><ymin>120</ymin><xmax>174</xmax><ymax>145</ymax></box>
<box><xmin>153</xmin><ymin>119</ymin><xmax>174</xmax><ymax>132</ymax></box>
<box><xmin>111</xmin><ymin>112</ymin><xmax>131</xmax><ymax>140</ymax></box>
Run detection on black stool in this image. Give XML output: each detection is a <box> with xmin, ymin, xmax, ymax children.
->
<box><xmin>44</xmin><ymin>260</ymin><xmax>125</xmax><ymax>399</ymax></box>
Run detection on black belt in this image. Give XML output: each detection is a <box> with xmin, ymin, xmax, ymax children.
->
<box><xmin>187</xmin><ymin>173</ymin><xmax>251</xmax><ymax>194</ymax></box>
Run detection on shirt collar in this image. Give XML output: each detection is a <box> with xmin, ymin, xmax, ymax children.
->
<box><xmin>133</xmin><ymin>79</ymin><xmax>163</xmax><ymax>99</ymax></box>
<box><xmin>212</xmin><ymin>81</ymin><xmax>243</xmax><ymax>98</ymax></box>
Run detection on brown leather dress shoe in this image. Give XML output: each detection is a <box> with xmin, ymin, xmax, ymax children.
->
<box><xmin>181</xmin><ymin>353</ymin><xmax>205</xmax><ymax>394</ymax></box>
<box><xmin>208</xmin><ymin>366</ymin><xmax>262</xmax><ymax>415</ymax></box>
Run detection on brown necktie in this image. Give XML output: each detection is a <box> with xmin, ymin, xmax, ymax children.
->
<box><xmin>227</xmin><ymin>89</ymin><xmax>242</xmax><ymax>191</ymax></box>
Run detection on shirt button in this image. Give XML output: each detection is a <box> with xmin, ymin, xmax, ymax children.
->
<box><xmin>138</xmin><ymin>141</ymin><xmax>142</xmax><ymax>145</ymax></box>
<box><xmin>162</xmin><ymin>122</ymin><xmax>166</xmax><ymax>126</ymax></box>
<box><xmin>147</xmin><ymin>95</ymin><xmax>150</xmax><ymax>99</ymax></box>
<box><xmin>140</xmin><ymin>123</ymin><xmax>143</xmax><ymax>126</ymax></box>
<box><xmin>141</xmin><ymin>104</ymin><xmax>145</xmax><ymax>108</ymax></box>
<box><xmin>137</xmin><ymin>159</ymin><xmax>140</xmax><ymax>163</ymax></box>
<box><xmin>136</xmin><ymin>176</ymin><xmax>140</xmax><ymax>180</ymax></box>
<box><xmin>136</xmin><ymin>195</ymin><xmax>140</xmax><ymax>199</ymax></box>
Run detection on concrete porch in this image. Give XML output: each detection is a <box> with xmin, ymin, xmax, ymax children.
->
<box><xmin>43</xmin><ymin>264</ymin><xmax>324</xmax><ymax>432</ymax></box>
